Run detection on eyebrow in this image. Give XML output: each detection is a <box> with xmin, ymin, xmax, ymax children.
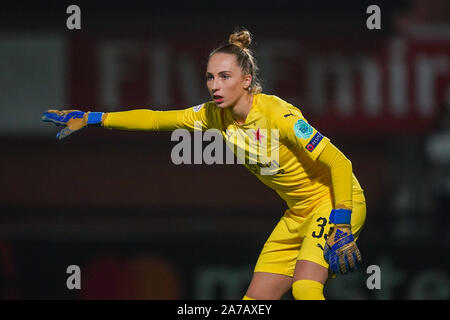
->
<box><xmin>206</xmin><ymin>70</ymin><xmax>232</xmax><ymax>75</ymax></box>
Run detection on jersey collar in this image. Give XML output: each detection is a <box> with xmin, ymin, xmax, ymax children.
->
<box><xmin>227</xmin><ymin>93</ymin><xmax>260</xmax><ymax>128</ymax></box>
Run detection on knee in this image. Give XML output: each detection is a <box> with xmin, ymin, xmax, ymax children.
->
<box><xmin>292</xmin><ymin>279</ymin><xmax>325</xmax><ymax>300</ymax></box>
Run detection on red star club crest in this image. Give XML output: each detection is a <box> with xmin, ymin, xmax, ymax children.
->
<box><xmin>253</xmin><ymin>128</ymin><xmax>265</xmax><ymax>143</ymax></box>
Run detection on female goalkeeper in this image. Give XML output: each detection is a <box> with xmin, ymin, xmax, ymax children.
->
<box><xmin>42</xmin><ymin>29</ymin><xmax>366</xmax><ymax>300</ymax></box>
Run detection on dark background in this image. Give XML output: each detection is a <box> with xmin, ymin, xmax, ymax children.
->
<box><xmin>0</xmin><ymin>0</ymin><xmax>449</xmax><ymax>299</ymax></box>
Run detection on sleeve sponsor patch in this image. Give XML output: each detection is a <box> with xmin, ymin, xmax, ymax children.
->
<box><xmin>293</xmin><ymin>119</ymin><xmax>313</xmax><ymax>139</ymax></box>
<box><xmin>306</xmin><ymin>132</ymin><xmax>324</xmax><ymax>152</ymax></box>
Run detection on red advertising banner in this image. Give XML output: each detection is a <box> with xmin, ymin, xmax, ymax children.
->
<box><xmin>68</xmin><ymin>35</ymin><xmax>449</xmax><ymax>134</ymax></box>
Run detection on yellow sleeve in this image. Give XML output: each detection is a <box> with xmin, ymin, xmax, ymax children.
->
<box><xmin>274</xmin><ymin>106</ymin><xmax>330</xmax><ymax>161</ymax></box>
<box><xmin>102</xmin><ymin>103</ymin><xmax>211</xmax><ymax>131</ymax></box>
<box><xmin>317</xmin><ymin>142</ymin><xmax>353</xmax><ymax>210</ymax></box>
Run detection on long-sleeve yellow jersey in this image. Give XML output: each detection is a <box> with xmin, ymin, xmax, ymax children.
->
<box><xmin>103</xmin><ymin>93</ymin><xmax>364</xmax><ymax>216</ymax></box>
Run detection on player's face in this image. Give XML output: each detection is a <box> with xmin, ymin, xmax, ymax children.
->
<box><xmin>206</xmin><ymin>53</ymin><xmax>252</xmax><ymax>108</ymax></box>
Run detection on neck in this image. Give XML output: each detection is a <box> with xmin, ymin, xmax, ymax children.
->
<box><xmin>230</xmin><ymin>93</ymin><xmax>254</xmax><ymax>125</ymax></box>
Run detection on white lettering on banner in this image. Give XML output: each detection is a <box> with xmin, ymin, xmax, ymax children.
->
<box><xmin>361</xmin><ymin>57</ymin><xmax>382</xmax><ymax>116</ymax></box>
<box><xmin>331</xmin><ymin>55</ymin><xmax>354</xmax><ymax>116</ymax></box>
<box><xmin>415</xmin><ymin>54</ymin><xmax>449</xmax><ymax>116</ymax></box>
<box><xmin>151</xmin><ymin>43</ymin><xmax>171</xmax><ymax>106</ymax></box>
<box><xmin>99</xmin><ymin>42</ymin><xmax>121</xmax><ymax>111</ymax></box>
<box><xmin>178</xmin><ymin>54</ymin><xmax>204</xmax><ymax>106</ymax></box>
<box><xmin>93</xmin><ymin>38</ymin><xmax>448</xmax><ymax>121</ymax></box>
<box><xmin>388</xmin><ymin>38</ymin><xmax>408</xmax><ymax>116</ymax></box>
<box><xmin>60</xmin><ymin>36</ymin><xmax>450</xmax><ymax>134</ymax></box>
<box><xmin>256</xmin><ymin>40</ymin><xmax>300</xmax><ymax>93</ymax></box>
<box><xmin>304</xmin><ymin>37</ymin><xmax>449</xmax><ymax>120</ymax></box>
<box><xmin>307</xmin><ymin>58</ymin><xmax>327</xmax><ymax>115</ymax></box>
<box><xmin>98</xmin><ymin>41</ymin><xmax>205</xmax><ymax>110</ymax></box>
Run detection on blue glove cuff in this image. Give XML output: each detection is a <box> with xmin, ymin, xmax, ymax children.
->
<box><xmin>87</xmin><ymin>112</ymin><xmax>104</xmax><ymax>126</ymax></box>
<box><xmin>329</xmin><ymin>208</ymin><xmax>352</xmax><ymax>224</ymax></box>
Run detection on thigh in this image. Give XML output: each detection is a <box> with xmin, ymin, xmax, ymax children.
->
<box><xmin>254</xmin><ymin>210</ymin><xmax>306</xmax><ymax>277</ymax></box>
<box><xmin>293</xmin><ymin>260</ymin><xmax>328</xmax><ymax>284</ymax></box>
<box><xmin>296</xmin><ymin>203</ymin><xmax>332</xmax><ymax>269</ymax></box>
<box><xmin>245</xmin><ymin>272</ymin><xmax>292</xmax><ymax>300</ymax></box>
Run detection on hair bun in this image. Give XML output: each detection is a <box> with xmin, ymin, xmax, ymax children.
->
<box><xmin>228</xmin><ymin>30</ymin><xmax>252</xmax><ymax>49</ymax></box>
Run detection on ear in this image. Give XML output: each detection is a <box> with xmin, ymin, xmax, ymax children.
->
<box><xmin>243</xmin><ymin>74</ymin><xmax>252</xmax><ymax>90</ymax></box>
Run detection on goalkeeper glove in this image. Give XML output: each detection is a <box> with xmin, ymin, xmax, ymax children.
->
<box><xmin>41</xmin><ymin>110</ymin><xmax>103</xmax><ymax>140</ymax></box>
<box><xmin>324</xmin><ymin>208</ymin><xmax>362</xmax><ymax>274</ymax></box>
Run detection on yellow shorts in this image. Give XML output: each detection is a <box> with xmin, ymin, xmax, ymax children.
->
<box><xmin>254</xmin><ymin>191</ymin><xmax>366</xmax><ymax>277</ymax></box>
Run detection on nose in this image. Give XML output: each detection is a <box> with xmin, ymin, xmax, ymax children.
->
<box><xmin>211</xmin><ymin>78</ymin><xmax>220</xmax><ymax>92</ymax></box>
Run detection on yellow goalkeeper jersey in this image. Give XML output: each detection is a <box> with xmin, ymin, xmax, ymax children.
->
<box><xmin>104</xmin><ymin>93</ymin><xmax>363</xmax><ymax>215</ymax></box>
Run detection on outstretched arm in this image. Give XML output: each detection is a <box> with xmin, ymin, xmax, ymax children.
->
<box><xmin>102</xmin><ymin>109</ymin><xmax>185</xmax><ymax>131</ymax></box>
<box><xmin>42</xmin><ymin>105</ymin><xmax>209</xmax><ymax>140</ymax></box>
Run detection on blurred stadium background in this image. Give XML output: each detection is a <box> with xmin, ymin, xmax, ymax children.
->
<box><xmin>0</xmin><ymin>0</ymin><xmax>448</xmax><ymax>299</ymax></box>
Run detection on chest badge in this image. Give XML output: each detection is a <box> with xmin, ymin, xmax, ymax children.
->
<box><xmin>253</xmin><ymin>128</ymin><xmax>265</xmax><ymax>144</ymax></box>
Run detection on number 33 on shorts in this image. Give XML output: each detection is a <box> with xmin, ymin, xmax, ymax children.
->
<box><xmin>311</xmin><ymin>217</ymin><xmax>328</xmax><ymax>241</ymax></box>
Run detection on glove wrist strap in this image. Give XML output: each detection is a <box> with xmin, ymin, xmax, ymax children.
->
<box><xmin>329</xmin><ymin>208</ymin><xmax>352</xmax><ymax>224</ymax></box>
<box><xmin>87</xmin><ymin>112</ymin><xmax>104</xmax><ymax>126</ymax></box>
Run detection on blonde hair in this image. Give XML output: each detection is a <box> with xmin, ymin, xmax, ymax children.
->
<box><xmin>209</xmin><ymin>29</ymin><xmax>262</xmax><ymax>94</ymax></box>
